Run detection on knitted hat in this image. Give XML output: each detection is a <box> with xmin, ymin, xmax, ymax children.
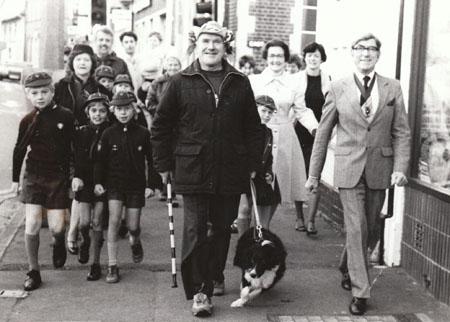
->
<box><xmin>95</xmin><ymin>65</ymin><xmax>115</xmax><ymax>80</ymax></box>
<box><xmin>255</xmin><ymin>95</ymin><xmax>276</xmax><ymax>111</ymax></box>
<box><xmin>83</xmin><ymin>92</ymin><xmax>110</xmax><ymax>112</ymax></box>
<box><xmin>24</xmin><ymin>72</ymin><xmax>52</xmax><ymax>88</ymax></box>
<box><xmin>111</xmin><ymin>91</ymin><xmax>137</xmax><ymax>106</ymax></box>
<box><xmin>114</xmin><ymin>74</ymin><xmax>133</xmax><ymax>88</ymax></box>
<box><xmin>71</xmin><ymin>44</ymin><xmax>95</xmax><ymax>57</ymax></box>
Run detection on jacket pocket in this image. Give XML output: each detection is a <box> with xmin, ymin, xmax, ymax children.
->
<box><xmin>381</xmin><ymin>147</ymin><xmax>394</xmax><ymax>157</ymax></box>
<box><xmin>174</xmin><ymin>144</ymin><xmax>203</xmax><ymax>185</ymax></box>
<box><xmin>334</xmin><ymin>146</ymin><xmax>352</xmax><ymax>156</ymax></box>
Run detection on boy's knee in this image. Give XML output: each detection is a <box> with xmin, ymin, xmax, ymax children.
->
<box><xmin>25</xmin><ymin>222</ymin><xmax>41</xmax><ymax>235</ymax></box>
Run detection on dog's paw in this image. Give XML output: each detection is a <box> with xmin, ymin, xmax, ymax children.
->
<box><xmin>231</xmin><ymin>299</ymin><xmax>245</xmax><ymax>307</ymax></box>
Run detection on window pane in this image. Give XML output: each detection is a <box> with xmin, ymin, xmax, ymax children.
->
<box><xmin>303</xmin><ymin>0</ymin><xmax>317</xmax><ymax>6</ymax></box>
<box><xmin>302</xmin><ymin>8</ymin><xmax>317</xmax><ymax>32</ymax></box>
<box><xmin>418</xmin><ymin>0</ymin><xmax>450</xmax><ymax>191</ymax></box>
<box><xmin>301</xmin><ymin>33</ymin><xmax>316</xmax><ymax>49</ymax></box>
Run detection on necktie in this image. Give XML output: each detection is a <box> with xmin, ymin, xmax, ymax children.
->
<box><xmin>360</xmin><ymin>76</ymin><xmax>370</xmax><ymax>106</ymax></box>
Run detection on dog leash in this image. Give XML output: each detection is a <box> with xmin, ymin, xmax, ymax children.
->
<box><xmin>250</xmin><ymin>178</ymin><xmax>263</xmax><ymax>241</ymax></box>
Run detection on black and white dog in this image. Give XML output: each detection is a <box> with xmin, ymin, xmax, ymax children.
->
<box><xmin>231</xmin><ymin>227</ymin><xmax>287</xmax><ymax>307</ymax></box>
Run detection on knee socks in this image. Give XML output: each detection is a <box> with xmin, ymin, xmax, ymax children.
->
<box><xmin>107</xmin><ymin>240</ymin><xmax>118</xmax><ymax>266</ymax></box>
<box><xmin>25</xmin><ymin>233</ymin><xmax>40</xmax><ymax>271</ymax></box>
<box><xmin>80</xmin><ymin>226</ymin><xmax>91</xmax><ymax>244</ymax></box>
<box><xmin>128</xmin><ymin>227</ymin><xmax>141</xmax><ymax>245</ymax></box>
<box><xmin>53</xmin><ymin>231</ymin><xmax>65</xmax><ymax>247</ymax></box>
<box><xmin>92</xmin><ymin>230</ymin><xmax>103</xmax><ymax>264</ymax></box>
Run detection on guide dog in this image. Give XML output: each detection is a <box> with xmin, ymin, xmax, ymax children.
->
<box><xmin>231</xmin><ymin>227</ymin><xmax>287</xmax><ymax>307</ymax></box>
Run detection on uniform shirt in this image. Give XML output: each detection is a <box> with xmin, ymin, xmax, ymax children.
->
<box><xmin>73</xmin><ymin>122</ymin><xmax>109</xmax><ymax>183</ymax></box>
<box><xmin>94</xmin><ymin>121</ymin><xmax>160</xmax><ymax>191</ymax></box>
<box><xmin>12</xmin><ymin>103</ymin><xmax>75</xmax><ymax>181</ymax></box>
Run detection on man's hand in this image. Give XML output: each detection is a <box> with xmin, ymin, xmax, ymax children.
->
<box><xmin>250</xmin><ymin>171</ymin><xmax>256</xmax><ymax>179</ymax></box>
<box><xmin>11</xmin><ymin>182</ymin><xmax>19</xmax><ymax>195</ymax></box>
<box><xmin>145</xmin><ymin>188</ymin><xmax>154</xmax><ymax>198</ymax></box>
<box><xmin>391</xmin><ymin>172</ymin><xmax>408</xmax><ymax>186</ymax></box>
<box><xmin>305</xmin><ymin>176</ymin><xmax>319</xmax><ymax>193</ymax></box>
<box><xmin>72</xmin><ymin>177</ymin><xmax>84</xmax><ymax>192</ymax></box>
<box><xmin>94</xmin><ymin>184</ymin><xmax>106</xmax><ymax>196</ymax></box>
<box><xmin>265</xmin><ymin>173</ymin><xmax>273</xmax><ymax>184</ymax></box>
<box><xmin>159</xmin><ymin>171</ymin><xmax>173</xmax><ymax>185</ymax></box>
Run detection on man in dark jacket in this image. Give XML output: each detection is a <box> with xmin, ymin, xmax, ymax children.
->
<box><xmin>94</xmin><ymin>26</ymin><xmax>131</xmax><ymax>79</ymax></box>
<box><xmin>151</xmin><ymin>21</ymin><xmax>263</xmax><ymax>317</ymax></box>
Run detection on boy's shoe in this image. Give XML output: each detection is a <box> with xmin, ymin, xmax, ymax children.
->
<box><xmin>52</xmin><ymin>241</ymin><xmax>67</xmax><ymax>268</ymax></box>
<box><xmin>212</xmin><ymin>280</ymin><xmax>225</xmax><ymax>296</ymax></box>
<box><xmin>131</xmin><ymin>241</ymin><xmax>144</xmax><ymax>263</ymax></box>
<box><xmin>87</xmin><ymin>263</ymin><xmax>102</xmax><ymax>281</ymax></box>
<box><xmin>192</xmin><ymin>292</ymin><xmax>213</xmax><ymax>317</ymax></box>
<box><xmin>106</xmin><ymin>265</ymin><xmax>120</xmax><ymax>283</ymax></box>
<box><xmin>118</xmin><ymin>221</ymin><xmax>128</xmax><ymax>239</ymax></box>
<box><xmin>24</xmin><ymin>270</ymin><xmax>42</xmax><ymax>291</ymax></box>
<box><xmin>78</xmin><ymin>237</ymin><xmax>91</xmax><ymax>264</ymax></box>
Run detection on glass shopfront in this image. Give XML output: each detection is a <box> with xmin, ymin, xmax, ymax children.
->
<box><xmin>415</xmin><ymin>0</ymin><xmax>450</xmax><ymax>192</ymax></box>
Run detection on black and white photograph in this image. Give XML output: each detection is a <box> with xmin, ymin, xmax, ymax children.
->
<box><xmin>0</xmin><ymin>0</ymin><xmax>449</xmax><ymax>321</ymax></box>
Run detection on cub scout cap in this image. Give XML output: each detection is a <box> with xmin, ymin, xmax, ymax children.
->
<box><xmin>198</xmin><ymin>21</ymin><xmax>227</xmax><ymax>39</ymax></box>
<box><xmin>111</xmin><ymin>91</ymin><xmax>137</xmax><ymax>106</ymax></box>
<box><xmin>95</xmin><ymin>65</ymin><xmax>115</xmax><ymax>80</ymax></box>
<box><xmin>255</xmin><ymin>95</ymin><xmax>276</xmax><ymax>111</ymax></box>
<box><xmin>24</xmin><ymin>72</ymin><xmax>52</xmax><ymax>88</ymax></box>
<box><xmin>114</xmin><ymin>74</ymin><xmax>133</xmax><ymax>88</ymax></box>
<box><xmin>83</xmin><ymin>92</ymin><xmax>110</xmax><ymax>111</ymax></box>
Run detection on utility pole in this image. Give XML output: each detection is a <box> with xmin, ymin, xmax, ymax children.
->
<box><xmin>39</xmin><ymin>0</ymin><xmax>65</xmax><ymax>69</ymax></box>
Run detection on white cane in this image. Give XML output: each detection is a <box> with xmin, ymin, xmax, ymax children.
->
<box><xmin>250</xmin><ymin>179</ymin><xmax>263</xmax><ymax>241</ymax></box>
<box><xmin>166</xmin><ymin>175</ymin><xmax>178</xmax><ymax>288</ymax></box>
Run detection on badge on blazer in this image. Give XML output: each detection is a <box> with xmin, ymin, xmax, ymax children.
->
<box><xmin>112</xmin><ymin>145</ymin><xmax>118</xmax><ymax>151</ymax></box>
<box><xmin>57</xmin><ymin>123</ymin><xmax>64</xmax><ymax>130</ymax></box>
<box><xmin>137</xmin><ymin>145</ymin><xmax>142</xmax><ymax>151</ymax></box>
<box><xmin>97</xmin><ymin>143</ymin><xmax>102</xmax><ymax>151</ymax></box>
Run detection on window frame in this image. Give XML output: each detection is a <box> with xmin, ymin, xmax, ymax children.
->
<box><xmin>408</xmin><ymin>0</ymin><xmax>450</xmax><ymax>201</ymax></box>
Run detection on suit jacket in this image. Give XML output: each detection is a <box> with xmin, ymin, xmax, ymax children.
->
<box><xmin>309</xmin><ymin>74</ymin><xmax>411</xmax><ymax>189</ymax></box>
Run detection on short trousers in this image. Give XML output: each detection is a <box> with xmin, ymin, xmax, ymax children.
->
<box><xmin>74</xmin><ymin>183</ymin><xmax>107</xmax><ymax>203</ymax></box>
<box><xmin>107</xmin><ymin>189</ymin><xmax>145</xmax><ymax>208</ymax></box>
<box><xmin>20</xmin><ymin>170</ymin><xmax>70</xmax><ymax>209</ymax></box>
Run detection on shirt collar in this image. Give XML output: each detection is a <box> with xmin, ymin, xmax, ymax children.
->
<box><xmin>354</xmin><ymin>69</ymin><xmax>376</xmax><ymax>83</ymax></box>
<box><xmin>260</xmin><ymin>68</ymin><xmax>289</xmax><ymax>86</ymax></box>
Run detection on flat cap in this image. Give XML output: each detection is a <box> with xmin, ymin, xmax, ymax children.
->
<box><xmin>111</xmin><ymin>91</ymin><xmax>137</xmax><ymax>106</ymax></box>
<box><xmin>24</xmin><ymin>72</ymin><xmax>52</xmax><ymax>88</ymax></box>
<box><xmin>255</xmin><ymin>95</ymin><xmax>276</xmax><ymax>111</ymax></box>
<box><xmin>95</xmin><ymin>65</ymin><xmax>115</xmax><ymax>80</ymax></box>
<box><xmin>114</xmin><ymin>74</ymin><xmax>133</xmax><ymax>87</ymax></box>
<box><xmin>83</xmin><ymin>92</ymin><xmax>110</xmax><ymax>110</ymax></box>
<box><xmin>198</xmin><ymin>21</ymin><xmax>227</xmax><ymax>39</ymax></box>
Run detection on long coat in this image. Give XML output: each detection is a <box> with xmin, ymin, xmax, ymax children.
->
<box><xmin>249</xmin><ymin>69</ymin><xmax>319</xmax><ymax>203</ymax></box>
<box><xmin>54</xmin><ymin>74</ymin><xmax>110</xmax><ymax>126</ymax></box>
<box><xmin>151</xmin><ymin>59</ymin><xmax>264</xmax><ymax>195</ymax></box>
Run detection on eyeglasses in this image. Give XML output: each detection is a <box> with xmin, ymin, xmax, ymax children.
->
<box><xmin>268</xmin><ymin>54</ymin><xmax>285</xmax><ymax>59</ymax></box>
<box><xmin>352</xmin><ymin>46</ymin><xmax>379</xmax><ymax>53</ymax></box>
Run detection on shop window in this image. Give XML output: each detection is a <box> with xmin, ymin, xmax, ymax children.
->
<box><xmin>302</xmin><ymin>8</ymin><xmax>317</xmax><ymax>32</ymax></box>
<box><xmin>416</xmin><ymin>0</ymin><xmax>450</xmax><ymax>192</ymax></box>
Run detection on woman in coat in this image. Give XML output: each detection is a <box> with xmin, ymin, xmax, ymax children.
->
<box><xmin>54</xmin><ymin>44</ymin><xmax>110</xmax><ymax>127</ymax></box>
<box><xmin>294</xmin><ymin>42</ymin><xmax>331</xmax><ymax>235</ymax></box>
<box><xmin>54</xmin><ymin>44</ymin><xmax>109</xmax><ymax>254</ymax></box>
<box><xmin>249</xmin><ymin>39</ymin><xmax>318</xmax><ymax>231</ymax></box>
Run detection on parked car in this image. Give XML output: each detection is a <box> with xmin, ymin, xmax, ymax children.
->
<box><xmin>0</xmin><ymin>61</ymin><xmax>34</xmax><ymax>82</ymax></box>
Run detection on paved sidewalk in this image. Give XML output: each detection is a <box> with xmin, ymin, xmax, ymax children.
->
<box><xmin>0</xmin><ymin>199</ymin><xmax>449</xmax><ymax>321</ymax></box>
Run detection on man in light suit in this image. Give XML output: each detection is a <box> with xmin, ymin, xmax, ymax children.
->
<box><xmin>306</xmin><ymin>34</ymin><xmax>411</xmax><ymax>315</ymax></box>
